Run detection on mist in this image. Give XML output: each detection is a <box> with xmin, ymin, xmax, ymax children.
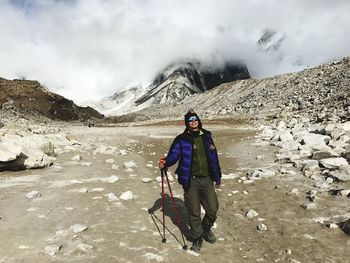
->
<box><xmin>0</xmin><ymin>0</ymin><xmax>349</xmax><ymax>103</ymax></box>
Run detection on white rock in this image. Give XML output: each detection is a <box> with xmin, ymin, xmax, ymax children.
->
<box><xmin>326</xmin><ymin>223</ymin><xmax>338</xmax><ymax>229</ymax></box>
<box><xmin>256</xmin><ymin>155</ymin><xmax>264</xmax><ymax>160</ymax></box>
<box><xmin>302</xmin><ymin>203</ymin><xmax>317</xmax><ymax>210</ymax></box>
<box><xmin>325</xmin><ymin>177</ymin><xmax>333</xmax><ymax>184</ymax></box>
<box><xmin>245</xmin><ymin>209</ymin><xmax>258</xmax><ymax>218</ymax></box>
<box><xmin>91</xmin><ymin>188</ymin><xmax>104</xmax><ymax>192</ymax></box>
<box><xmin>70</xmin><ymin>224</ymin><xmax>88</xmax><ymax>233</ymax></box>
<box><xmin>289</xmin><ymin>188</ymin><xmax>299</xmax><ymax>195</ymax></box>
<box><xmin>142</xmin><ymin>253</ymin><xmax>164</xmax><ymax>262</ymax></box>
<box><xmin>70</xmin><ymin>180</ymin><xmax>83</xmax><ymax>184</ymax></box>
<box><xmin>71</xmin><ymin>155</ymin><xmax>81</xmax><ymax>161</ymax></box>
<box><xmin>44</xmin><ymin>244</ymin><xmax>62</xmax><ymax>256</ymax></box>
<box><xmin>303</xmin><ymin>234</ymin><xmax>316</xmax><ymax>240</ymax></box>
<box><xmin>314</xmin><ymin>180</ymin><xmax>331</xmax><ymax>190</ymax></box>
<box><xmin>0</xmin><ymin>141</ymin><xmax>22</xmax><ymax>162</ymax></box>
<box><xmin>80</xmin><ymin>162</ymin><xmax>91</xmax><ymax>166</ymax></box>
<box><xmin>329</xmin><ymin>165</ymin><xmax>350</xmax><ymax>181</ymax></box>
<box><xmin>111</xmin><ymin>164</ymin><xmax>119</xmax><ymax>170</ymax></box>
<box><xmin>124</xmin><ymin>161</ymin><xmax>136</xmax><ymax>169</ymax></box>
<box><xmin>222</xmin><ymin>173</ymin><xmax>239</xmax><ymax>180</ymax></box>
<box><xmin>340</xmin><ymin>190</ymin><xmax>350</xmax><ymax>196</ymax></box>
<box><xmin>279</xmin><ymin>131</ymin><xmax>294</xmax><ymax>142</ymax></box>
<box><xmin>101</xmin><ymin>175</ymin><xmax>120</xmax><ymax>183</ymax></box>
<box><xmin>105</xmin><ymin>159</ymin><xmax>114</xmax><ymax>163</ymax></box>
<box><xmin>146</xmin><ymin>163</ymin><xmax>153</xmax><ymax>168</ymax></box>
<box><xmin>18</xmin><ymin>245</ymin><xmax>30</xmax><ymax>250</ymax></box>
<box><xmin>26</xmin><ymin>191</ymin><xmax>41</xmax><ymax>199</ymax></box>
<box><xmin>156</xmin><ymin>176</ymin><xmax>162</xmax><ymax>182</ymax></box>
<box><xmin>106</xmin><ymin>193</ymin><xmax>119</xmax><ymax>202</ymax></box>
<box><xmin>55</xmin><ymin>229</ymin><xmax>69</xmax><ymax>236</ymax></box>
<box><xmin>119</xmin><ymin>191</ymin><xmax>134</xmax><ymax>200</ymax></box>
<box><xmin>119</xmin><ymin>150</ymin><xmax>127</xmax><ymax>155</ymax></box>
<box><xmin>76</xmin><ymin>243</ymin><xmax>93</xmax><ymax>252</ymax></box>
<box><xmin>342</xmin><ymin>122</ymin><xmax>350</xmax><ymax>132</ymax></box>
<box><xmin>301</xmin><ymin>134</ymin><xmax>330</xmax><ymax>145</ymax></box>
<box><xmin>320</xmin><ymin>158</ymin><xmax>348</xmax><ymax>169</ymax></box>
<box><xmin>257</xmin><ymin>223</ymin><xmax>267</xmax><ymax>231</ymax></box>
<box><xmin>26</xmin><ymin>207</ymin><xmax>39</xmax><ymax>212</ymax></box>
<box><xmin>142</xmin><ymin>178</ymin><xmax>152</xmax><ymax>183</ymax></box>
<box><xmin>276</xmin><ymin>120</ymin><xmax>287</xmax><ymax>130</ymax></box>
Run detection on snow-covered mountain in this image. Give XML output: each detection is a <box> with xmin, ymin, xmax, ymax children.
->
<box><xmin>84</xmin><ymin>61</ymin><xmax>250</xmax><ymax>116</ymax></box>
<box><xmin>82</xmin><ymin>85</ymin><xmax>149</xmax><ymax>116</ymax></box>
<box><xmin>135</xmin><ymin>61</ymin><xmax>250</xmax><ymax>106</ymax></box>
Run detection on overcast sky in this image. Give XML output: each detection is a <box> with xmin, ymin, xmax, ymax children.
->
<box><xmin>1</xmin><ymin>0</ymin><xmax>350</xmax><ymax>103</ymax></box>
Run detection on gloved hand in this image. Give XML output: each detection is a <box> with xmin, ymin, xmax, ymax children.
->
<box><xmin>159</xmin><ymin>157</ymin><xmax>166</xmax><ymax>169</ymax></box>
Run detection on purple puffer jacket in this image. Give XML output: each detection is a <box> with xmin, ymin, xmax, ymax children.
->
<box><xmin>166</xmin><ymin>128</ymin><xmax>221</xmax><ymax>190</ymax></box>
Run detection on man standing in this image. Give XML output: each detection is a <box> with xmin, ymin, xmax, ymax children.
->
<box><xmin>159</xmin><ymin>110</ymin><xmax>221</xmax><ymax>253</ymax></box>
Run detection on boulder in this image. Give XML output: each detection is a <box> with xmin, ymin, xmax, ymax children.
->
<box><xmin>312</xmin><ymin>151</ymin><xmax>332</xmax><ymax>160</ymax></box>
<box><xmin>70</xmin><ymin>224</ymin><xmax>88</xmax><ymax>233</ymax></box>
<box><xmin>44</xmin><ymin>244</ymin><xmax>62</xmax><ymax>256</ymax></box>
<box><xmin>342</xmin><ymin>122</ymin><xmax>350</xmax><ymax>132</ymax></box>
<box><xmin>341</xmin><ymin>151</ymin><xmax>350</xmax><ymax>162</ymax></box>
<box><xmin>320</xmin><ymin>158</ymin><xmax>348</xmax><ymax>169</ymax></box>
<box><xmin>339</xmin><ymin>219</ymin><xmax>350</xmax><ymax>235</ymax></box>
<box><xmin>0</xmin><ymin>141</ymin><xmax>22</xmax><ymax>162</ymax></box>
<box><xmin>329</xmin><ymin>165</ymin><xmax>350</xmax><ymax>181</ymax></box>
<box><xmin>245</xmin><ymin>209</ymin><xmax>259</xmax><ymax>218</ymax></box>
<box><xmin>330</xmin><ymin>128</ymin><xmax>345</xmax><ymax>140</ymax></box>
<box><xmin>301</xmin><ymin>134</ymin><xmax>330</xmax><ymax>148</ymax></box>
<box><xmin>278</xmin><ymin>131</ymin><xmax>294</xmax><ymax>142</ymax></box>
<box><xmin>257</xmin><ymin>223</ymin><xmax>267</xmax><ymax>231</ymax></box>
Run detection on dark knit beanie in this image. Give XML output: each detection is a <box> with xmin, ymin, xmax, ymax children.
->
<box><xmin>184</xmin><ymin>111</ymin><xmax>202</xmax><ymax>130</ymax></box>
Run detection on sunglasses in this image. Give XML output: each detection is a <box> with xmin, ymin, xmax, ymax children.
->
<box><xmin>188</xmin><ymin>116</ymin><xmax>199</xmax><ymax>122</ymax></box>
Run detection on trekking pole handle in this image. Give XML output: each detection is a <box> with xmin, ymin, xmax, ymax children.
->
<box><xmin>159</xmin><ymin>157</ymin><xmax>167</xmax><ymax>170</ymax></box>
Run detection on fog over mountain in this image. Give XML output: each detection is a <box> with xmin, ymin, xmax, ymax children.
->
<box><xmin>0</xmin><ymin>0</ymin><xmax>350</xmax><ymax>103</ymax></box>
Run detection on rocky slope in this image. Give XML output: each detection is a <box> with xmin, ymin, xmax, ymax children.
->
<box><xmin>119</xmin><ymin>56</ymin><xmax>350</xmax><ymax>124</ymax></box>
<box><xmin>0</xmin><ymin>78</ymin><xmax>104</xmax><ymax>121</ymax></box>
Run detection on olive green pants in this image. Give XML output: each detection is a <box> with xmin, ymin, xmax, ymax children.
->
<box><xmin>184</xmin><ymin>176</ymin><xmax>219</xmax><ymax>240</ymax></box>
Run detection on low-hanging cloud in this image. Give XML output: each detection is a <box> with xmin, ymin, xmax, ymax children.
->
<box><xmin>0</xmin><ymin>0</ymin><xmax>349</xmax><ymax>103</ymax></box>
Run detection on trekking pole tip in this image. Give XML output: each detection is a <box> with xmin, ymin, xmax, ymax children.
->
<box><xmin>182</xmin><ymin>245</ymin><xmax>188</xmax><ymax>250</ymax></box>
<box><xmin>162</xmin><ymin>238</ymin><xmax>167</xmax><ymax>243</ymax></box>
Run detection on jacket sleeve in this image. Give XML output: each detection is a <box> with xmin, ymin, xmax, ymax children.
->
<box><xmin>166</xmin><ymin>137</ymin><xmax>182</xmax><ymax>167</ymax></box>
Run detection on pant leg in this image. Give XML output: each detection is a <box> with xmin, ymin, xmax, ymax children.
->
<box><xmin>200</xmin><ymin>177</ymin><xmax>219</xmax><ymax>230</ymax></box>
<box><xmin>184</xmin><ymin>178</ymin><xmax>203</xmax><ymax>239</ymax></box>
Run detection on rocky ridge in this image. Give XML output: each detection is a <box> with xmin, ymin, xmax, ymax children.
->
<box><xmin>121</xmin><ymin>56</ymin><xmax>350</xmax><ymax>124</ymax></box>
<box><xmin>0</xmin><ymin>77</ymin><xmax>104</xmax><ymax>121</ymax></box>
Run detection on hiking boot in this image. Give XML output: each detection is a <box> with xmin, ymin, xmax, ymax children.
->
<box><xmin>203</xmin><ymin>229</ymin><xmax>216</xmax><ymax>244</ymax></box>
<box><xmin>191</xmin><ymin>238</ymin><xmax>203</xmax><ymax>253</ymax></box>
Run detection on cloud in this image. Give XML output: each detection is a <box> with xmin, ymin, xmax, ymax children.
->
<box><xmin>0</xmin><ymin>0</ymin><xmax>349</xmax><ymax>103</ymax></box>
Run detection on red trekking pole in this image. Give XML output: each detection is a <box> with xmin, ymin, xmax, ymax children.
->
<box><xmin>160</xmin><ymin>166</ymin><xmax>187</xmax><ymax>250</ymax></box>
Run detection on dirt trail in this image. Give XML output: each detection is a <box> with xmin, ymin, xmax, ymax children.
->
<box><xmin>0</xmin><ymin>124</ymin><xmax>349</xmax><ymax>263</ymax></box>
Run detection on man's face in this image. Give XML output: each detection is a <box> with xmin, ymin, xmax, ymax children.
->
<box><xmin>188</xmin><ymin>116</ymin><xmax>199</xmax><ymax>130</ymax></box>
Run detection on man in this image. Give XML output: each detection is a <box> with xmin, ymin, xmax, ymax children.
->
<box><xmin>159</xmin><ymin>110</ymin><xmax>221</xmax><ymax>253</ymax></box>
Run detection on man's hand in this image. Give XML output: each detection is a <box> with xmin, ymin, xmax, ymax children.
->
<box><xmin>215</xmin><ymin>183</ymin><xmax>221</xmax><ymax>188</ymax></box>
<box><xmin>159</xmin><ymin>157</ymin><xmax>166</xmax><ymax>169</ymax></box>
